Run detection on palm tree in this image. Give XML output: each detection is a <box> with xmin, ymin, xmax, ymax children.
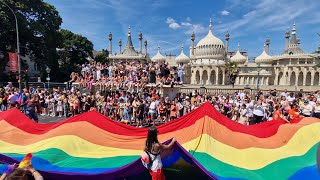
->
<box><xmin>225</xmin><ymin>61</ymin><xmax>239</xmax><ymax>88</ymax></box>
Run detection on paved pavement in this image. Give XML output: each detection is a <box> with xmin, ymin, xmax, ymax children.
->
<box><xmin>38</xmin><ymin>114</ymin><xmax>66</xmax><ymax>124</ymax></box>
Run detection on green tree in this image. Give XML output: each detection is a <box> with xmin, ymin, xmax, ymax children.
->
<box><xmin>56</xmin><ymin>29</ymin><xmax>93</xmax><ymax>81</ymax></box>
<box><xmin>0</xmin><ymin>0</ymin><xmax>62</xmax><ymax>81</ymax></box>
<box><xmin>225</xmin><ymin>61</ymin><xmax>239</xmax><ymax>88</ymax></box>
<box><xmin>94</xmin><ymin>49</ymin><xmax>109</xmax><ymax>63</ymax></box>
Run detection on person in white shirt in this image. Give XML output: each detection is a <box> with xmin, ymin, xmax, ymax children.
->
<box><xmin>239</xmin><ymin>92</ymin><xmax>245</xmax><ymax>100</ymax></box>
<box><xmin>239</xmin><ymin>104</ymin><xmax>248</xmax><ymax>125</ymax></box>
<box><xmin>286</xmin><ymin>92</ymin><xmax>295</xmax><ymax>105</ymax></box>
<box><xmin>280</xmin><ymin>89</ymin><xmax>288</xmax><ymax>98</ymax></box>
<box><xmin>149</xmin><ymin>98</ymin><xmax>157</xmax><ymax>125</ymax></box>
<box><xmin>300</xmin><ymin>100</ymin><xmax>313</xmax><ymax>117</ymax></box>
<box><xmin>316</xmin><ymin>93</ymin><xmax>320</xmax><ymax>103</ymax></box>
<box><xmin>313</xmin><ymin>101</ymin><xmax>320</xmax><ymax>118</ymax></box>
<box><xmin>251</xmin><ymin>102</ymin><xmax>265</xmax><ymax>125</ymax></box>
<box><xmin>309</xmin><ymin>99</ymin><xmax>316</xmax><ymax>108</ymax></box>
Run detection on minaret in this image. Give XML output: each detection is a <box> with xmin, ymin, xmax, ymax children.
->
<box><xmin>225</xmin><ymin>31</ymin><xmax>230</xmax><ymax>58</ymax></box>
<box><xmin>191</xmin><ymin>32</ymin><xmax>195</xmax><ymax>56</ymax></box>
<box><xmin>144</xmin><ymin>40</ymin><xmax>148</xmax><ymax>54</ymax></box>
<box><xmin>290</xmin><ymin>22</ymin><xmax>297</xmax><ymax>44</ymax></box>
<box><xmin>118</xmin><ymin>39</ymin><xmax>122</xmax><ymax>54</ymax></box>
<box><xmin>265</xmin><ymin>37</ymin><xmax>270</xmax><ymax>54</ymax></box>
<box><xmin>297</xmin><ymin>37</ymin><xmax>300</xmax><ymax>45</ymax></box>
<box><xmin>285</xmin><ymin>28</ymin><xmax>290</xmax><ymax>50</ymax></box>
<box><xmin>139</xmin><ymin>32</ymin><xmax>143</xmax><ymax>53</ymax></box>
<box><xmin>108</xmin><ymin>32</ymin><xmax>112</xmax><ymax>55</ymax></box>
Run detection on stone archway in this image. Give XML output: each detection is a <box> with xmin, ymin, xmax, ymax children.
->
<box><xmin>314</xmin><ymin>72</ymin><xmax>319</xmax><ymax>86</ymax></box>
<box><xmin>202</xmin><ymin>70</ymin><xmax>208</xmax><ymax>85</ymax></box>
<box><xmin>290</xmin><ymin>72</ymin><xmax>296</xmax><ymax>86</ymax></box>
<box><xmin>210</xmin><ymin>70</ymin><xmax>216</xmax><ymax>85</ymax></box>
<box><xmin>278</xmin><ymin>72</ymin><xmax>283</xmax><ymax>85</ymax></box>
<box><xmin>298</xmin><ymin>72</ymin><xmax>303</xmax><ymax>86</ymax></box>
<box><xmin>195</xmin><ymin>70</ymin><xmax>200</xmax><ymax>84</ymax></box>
<box><xmin>306</xmin><ymin>72</ymin><xmax>311</xmax><ymax>86</ymax></box>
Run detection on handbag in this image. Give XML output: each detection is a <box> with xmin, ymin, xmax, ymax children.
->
<box><xmin>141</xmin><ymin>151</ymin><xmax>153</xmax><ymax>169</ymax></box>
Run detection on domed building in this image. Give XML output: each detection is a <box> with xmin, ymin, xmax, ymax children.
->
<box><xmin>175</xmin><ymin>45</ymin><xmax>190</xmax><ymax>65</ymax></box>
<box><xmin>235</xmin><ymin>44</ymin><xmax>273</xmax><ymax>86</ymax></box>
<box><xmin>107</xmin><ymin>26</ymin><xmax>150</xmax><ymax>63</ymax></box>
<box><xmin>233</xmin><ymin>23</ymin><xmax>319</xmax><ymax>88</ymax></box>
<box><xmin>126</xmin><ymin>19</ymin><xmax>318</xmax><ymax>90</ymax></box>
<box><xmin>151</xmin><ymin>46</ymin><xmax>166</xmax><ymax>63</ymax></box>
<box><xmin>230</xmin><ymin>44</ymin><xmax>247</xmax><ymax>64</ymax></box>
<box><xmin>189</xmin><ymin>18</ymin><xmax>228</xmax><ymax>85</ymax></box>
<box><xmin>272</xmin><ymin>23</ymin><xmax>317</xmax><ymax>87</ymax></box>
<box><xmin>175</xmin><ymin>45</ymin><xmax>191</xmax><ymax>84</ymax></box>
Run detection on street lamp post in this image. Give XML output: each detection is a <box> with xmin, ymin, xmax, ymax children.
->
<box><xmin>46</xmin><ymin>66</ymin><xmax>51</xmax><ymax>89</ymax></box>
<box><xmin>257</xmin><ymin>63</ymin><xmax>261</xmax><ymax>90</ymax></box>
<box><xmin>1</xmin><ymin>1</ymin><xmax>22</xmax><ymax>92</ymax></box>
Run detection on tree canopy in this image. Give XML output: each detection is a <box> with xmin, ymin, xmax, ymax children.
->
<box><xmin>0</xmin><ymin>0</ymin><xmax>62</xmax><ymax>81</ymax></box>
<box><xmin>56</xmin><ymin>29</ymin><xmax>94</xmax><ymax>81</ymax></box>
<box><xmin>94</xmin><ymin>49</ymin><xmax>109</xmax><ymax>63</ymax></box>
<box><xmin>225</xmin><ymin>61</ymin><xmax>239</xmax><ymax>87</ymax></box>
<box><xmin>0</xmin><ymin>0</ymin><xmax>96</xmax><ymax>82</ymax></box>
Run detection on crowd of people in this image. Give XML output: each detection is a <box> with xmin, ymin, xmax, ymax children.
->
<box><xmin>1</xmin><ymin>77</ymin><xmax>320</xmax><ymax>126</ymax></box>
<box><xmin>67</xmin><ymin>61</ymin><xmax>187</xmax><ymax>92</ymax></box>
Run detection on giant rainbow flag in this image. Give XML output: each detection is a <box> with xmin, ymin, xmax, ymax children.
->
<box><xmin>0</xmin><ymin>102</ymin><xmax>319</xmax><ymax>180</ymax></box>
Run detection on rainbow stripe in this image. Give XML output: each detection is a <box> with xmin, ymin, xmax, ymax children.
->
<box><xmin>0</xmin><ymin>102</ymin><xmax>319</xmax><ymax>180</ymax></box>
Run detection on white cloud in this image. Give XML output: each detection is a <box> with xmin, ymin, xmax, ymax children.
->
<box><xmin>166</xmin><ymin>17</ymin><xmax>175</xmax><ymax>24</ymax></box>
<box><xmin>181</xmin><ymin>22</ymin><xmax>192</xmax><ymax>26</ymax></box>
<box><xmin>166</xmin><ymin>17</ymin><xmax>181</xmax><ymax>30</ymax></box>
<box><xmin>186</xmin><ymin>24</ymin><xmax>207</xmax><ymax>35</ymax></box>
<box><xmin>215</xmin><ymin>0</ymin><xmax>319</xmax><ymax>37</ymax></box>
<box><xmin>221</xmin><ymin>10</ymin><xmax>230</xmax><ymax>16</ymax></box>
<box><xmin>168</xmin><ymin>23</ymin><xmax>181</xmax><ymax>30</ymax></box>
<box><xmin>167</xmin><ymin>17</ymin><xmax>208</xmax><ymax>35</ymax></box>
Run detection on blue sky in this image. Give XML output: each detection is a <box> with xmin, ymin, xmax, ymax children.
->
<box><xmin>45</xmin><ymin>0</ymin><xmax>320</xmax><ymax>58</ymax></box>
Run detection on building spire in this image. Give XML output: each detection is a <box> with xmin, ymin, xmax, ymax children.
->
<box><xmin>292</xmin><ymin>22</ymin><xmax>296</xmax><ymax>34</ymax></box>
<box><xmin>128</xmin><ymin>25</ymin><xmax>131</xmax><ymax>36</ymax></box>
<box><xmin>209</xmin><ymin>17</ymin><xmax>212</xmax><ymax>31</ymax></box>
<box><xmin>122</xmin><ymin>25</ymin><xmax>137</xmax><ymax>55</ymax></box>
<box><xmin>237</xmin><ymin>43</ymin><xmax>240</xmax><ymax>51</ymax></box>
<box><xmin>290</xmin><ymin>22</ymin><xmax>298</xmax><ymax>44</ymax></box>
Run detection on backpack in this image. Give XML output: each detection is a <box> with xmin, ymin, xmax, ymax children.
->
<box><xmin>141</xmin><ymin>151</ymin><xmax>154</xmax><ymax>169</ymax></box>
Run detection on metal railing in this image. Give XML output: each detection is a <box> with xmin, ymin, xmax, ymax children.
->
<box><xmin>180</xmin><ymin>87</ymin><xmax>314</xmax><ymax>96</ymax></box>
<box><xmin>0</xmin><ymin>82</ymin><xmax>67</xmax><ymax>90</ymax></box>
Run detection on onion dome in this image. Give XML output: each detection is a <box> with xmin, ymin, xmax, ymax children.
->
<box><xmin>230</xmin><ymin>43</ymin><xmax>247</xmax><ymax>64</ymax></box>
<box><xmin>195</xmin><ymin>18</ymin><xmax>225</xmax><ymax>59</ymax></box>
<box><xmin>255</xmin><ymin>44</ymin><xmax>273</xmax><ymax>64</ymax></box>
<box><xmin>151</xmin><ymin>45</ymin><xmax>166</xmax><ymax>62</ymax></box>
<box><xmin>175</xmin><ymin>45</ymin><xmax>190</xmax><ymax>64</ymax></box>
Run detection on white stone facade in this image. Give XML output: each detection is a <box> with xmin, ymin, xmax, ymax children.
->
<box><xmin>162</xmin><ymin>20</ymin><xmax>318</xmax><ymax>89</ymax></box>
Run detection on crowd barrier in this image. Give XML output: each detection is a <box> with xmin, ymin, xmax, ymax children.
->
<box><xmin>0</xmin><ymin>82</ymin><xmax>67</xmax><ymax>90</ymax></box>
<box><xmin>0</xmin><ymin>81</ymin><xmax>315</xmax><ymax>97</ymax></box>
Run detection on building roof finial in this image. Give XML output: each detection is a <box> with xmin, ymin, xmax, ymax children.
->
<box><xmin>292</xmin><ymin>22</ymin><xmax>296</xmax><ymax>34</ymax></box>
<box><xmin>209</xmin><ymin>17</ymin><xmax>212</xmax><ymax>30</ymax></box>
<box><xmin>237</xmin><ymin>43</ymin><xmax>240</xmax><ymax>51</ymax></box>
<box><xmin>128</xmin><ymin>25</ymin><xmax>131</xmax><ymax>37</ymax></box>
<box><xmin>225</xmin><ymin>30</ymin><xmax>230</xmax><ymax>40</ymax></box>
